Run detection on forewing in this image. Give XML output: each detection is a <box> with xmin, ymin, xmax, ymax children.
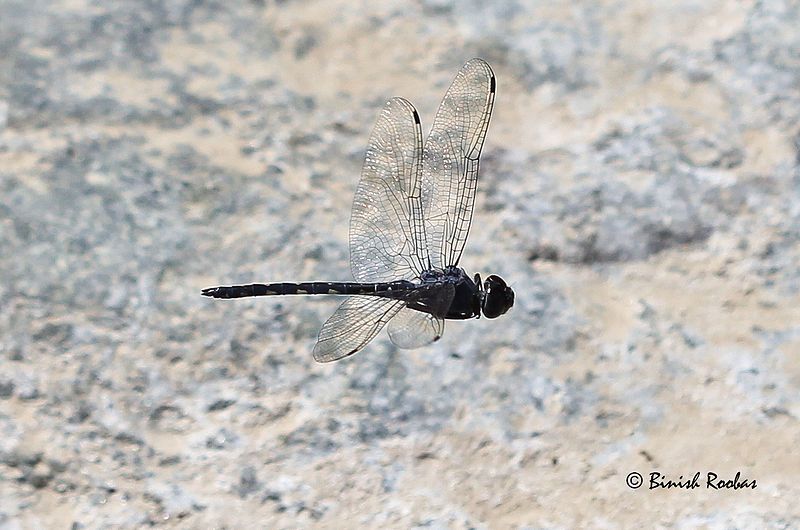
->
<box><xmin>387</xmin><ymin>307</ymin><xmax>445</xmax><ymax>349</ymax></box>
<box><xmin>313</xmin><ymin>296</ymin><xmax>404</xmax><ymax>363</ymax></box>
<box><xmin>350</xmin><ymin>97</ymin><xmax>428</xmax><ymax>282</ymax></box>
<box><xmin>422</xmin><ymin>58</ymin><xmax>496</xmax><ymax>269</ymax></box>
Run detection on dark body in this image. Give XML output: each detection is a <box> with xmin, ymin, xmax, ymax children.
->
<box><xmin>202</xmin><ymin>266</ymin><xmax>483</xmax><ymax>320</ymax></box>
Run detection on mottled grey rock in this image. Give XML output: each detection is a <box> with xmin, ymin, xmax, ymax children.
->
<box><xmin>145</xmin><ymin>479</ymin><xmax>203</xmax><ymax>520</ymax></box>
<box><xmin>1</xmin><ymin>0</ymin><xmax>798</xmax><ymax>528</ymax></box>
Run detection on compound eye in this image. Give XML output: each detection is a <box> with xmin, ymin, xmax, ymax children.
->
<box><xmin>484</xmin><ymin>275</ymin><xmax>507</xmax><ymax>290</ymax></box>
<box><xmin>482</xmin><ymin>275</ymin><xmax>514</xmax><ymax>319</ymax></box>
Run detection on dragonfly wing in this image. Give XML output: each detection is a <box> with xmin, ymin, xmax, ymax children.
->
<box><xmin>387</xmin><ymin>282</ymin><xmax>454</xmax><ymax>348</ymax></box>
<box><xmin>313</xmin><ymin>296</ymin><xmax>404</xmax><ymax>362</ymax></box>
<box><xmin>421</xmin><ymin>58</ymin><xmax>496</xmax><ymax>269</ymax></box>
<box><xmin>387</xmin><ymin>307</ymin><xmax>445</xmax><ymax>349</ymax></box>
<box><xmin>350</xmin><ymin>97</ymin><xmax>428</xmax><ymax>282</ymax></box>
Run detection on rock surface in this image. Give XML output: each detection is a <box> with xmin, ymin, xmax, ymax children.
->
<box><xmin>1</xmin><ymin>0</ymin><xmax>798</xmax><ymax>528</ymax></box>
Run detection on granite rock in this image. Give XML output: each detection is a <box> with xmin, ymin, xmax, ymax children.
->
<box><xmin>1</xmin><ymin>0</ymin><xmax>798</xmax><ymax>527</ymax></box>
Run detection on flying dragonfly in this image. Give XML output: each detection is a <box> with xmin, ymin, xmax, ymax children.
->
<box><xmin>202</xmin><ymin>58</ymin><xmax>514</xmax><ymax>362</ymax></box>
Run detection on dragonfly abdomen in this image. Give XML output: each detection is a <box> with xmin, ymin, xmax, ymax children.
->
<box><xmin>201</xmin><ymin>280</ymin><xmax>415</xmax><ymax>299</ymax></box>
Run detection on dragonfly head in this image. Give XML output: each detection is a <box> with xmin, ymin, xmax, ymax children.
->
<box><xmin>482</xmin><ymin>275</ymin><xmax>514</xmax><ymax>319</ymax></box>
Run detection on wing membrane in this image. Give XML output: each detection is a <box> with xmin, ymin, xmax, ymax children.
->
<box><xmin>313</xmin><ymin>296</ymin><xmax>404</xmax><ymax>362</ymax></box>
<box><xmin>387</xmin><ymin>307</ymin><xmax>445</xmax><ymax>349</ymax></box>
<box><xmin>421</xmin><ymin>58</ymin><xmax>495</xmax><ymax>269</ymax></box>
<box><xmin>387</xmin><ymin>281</ymin><xmax>453</xmax><ymax>348</ymax></box>
<box><xmin>350</xmin><ymin>97</ymin><xmax>428</xmax><ymax>282</ymax></box>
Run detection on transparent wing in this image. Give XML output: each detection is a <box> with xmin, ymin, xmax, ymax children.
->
<box><xmin>387</xmin><ymin>281</ymin><xmax>454</xmax><ymax>348</ymax></box>
<box><xmin>313</xmin><ymin>296</ymin><xmax>404</xmax><ymax>363</ymax></box>
<box><xmin>422</xmin><ymin>58</ymin><xmax>496</xmax><ymax>269</ymax></box>
<box><xmin>387</xmin><ymin>307</ymin><xmax>445</xmax><ymax>349</ymax></box>
<box><xmin>350</xmin><ymin>97</ymin><xmax>428</xmax><ymax>282</ymax></box>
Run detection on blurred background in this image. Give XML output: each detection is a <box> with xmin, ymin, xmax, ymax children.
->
<box><xmin>1</xmin><ymin>0</ymin><xmax>799</xmax><ymax>527</ymax></box>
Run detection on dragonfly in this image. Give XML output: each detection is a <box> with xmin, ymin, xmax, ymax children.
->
<box><xmin>202</xmin><ymin>58</ymin><xmax>514</xmax><ymax>362</ymax></box>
